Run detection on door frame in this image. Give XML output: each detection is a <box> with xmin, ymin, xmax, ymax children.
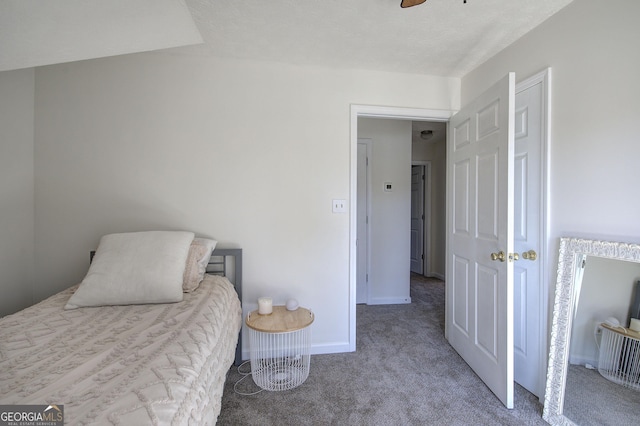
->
<box><xmin>349</xmin><ymin>72</ymin><xmax>550</xmax><ymax>398</ymax></box>
<box><xmin>412</xmin><ymin>160</ymin><xmax>432</xmax><ymax>277</ymax></box>
<box><xmin>349</xmin><ymin>105</ymin><xmax>453</xmax><ymax>351</ymax></box>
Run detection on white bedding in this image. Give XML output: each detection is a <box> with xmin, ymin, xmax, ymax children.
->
<box><xmin>0</xmin><ymin>274</ymin><xmax>242</xmax><ymax>425</ymax></box>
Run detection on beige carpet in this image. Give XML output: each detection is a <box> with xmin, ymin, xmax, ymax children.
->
<box><xmin>217</xmin><ymin>274</ymin><xmax>546</xmax><ymax>425</ymax></box>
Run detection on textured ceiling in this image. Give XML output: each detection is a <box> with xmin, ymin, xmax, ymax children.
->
<box><xmin>184</xmin><ymin>0</ymin><xmax>576</xmax><ymax>77</ymax></box>
<box><xmin>0</xmin><ymin>0</ymin><xmax>575</xmax><ymax>76</ymax></box>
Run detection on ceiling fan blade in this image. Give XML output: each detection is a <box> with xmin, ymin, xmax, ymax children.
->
<box><xmin>400</xmin><ymin>0</ymin><xmax>427</xmax><ymax>8</ymax></box>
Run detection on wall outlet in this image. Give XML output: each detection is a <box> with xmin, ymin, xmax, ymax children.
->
<box><xmin>332</xmin><ymin>199</ymin><xmax>346</xmax><ymax>213</ymax></box>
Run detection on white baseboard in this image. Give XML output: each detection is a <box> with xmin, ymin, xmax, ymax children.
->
<box><xmin>569</xmin><ymin>355</ymin><xmax>598</xmax><ymax>367</ymax></box>
<box><xmin>427</xmin><ymin>272</ymin><xmax>445</xmax><ymax>280</ymax></box>
<box><xmin>311</xmin><ymin>342</ymin><xmax>352</xmax><ymax>356</ymax></box>
<box><xmin>367</xmin><ymin>296</ymin><xmax>411</xmax><ymax>305</ymax></box>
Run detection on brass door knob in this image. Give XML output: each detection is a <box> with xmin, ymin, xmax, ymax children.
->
<box><xmin>522</xmin><ymin>250</ymin><xmax>538</xmax><ymax>261</ymax></box>
<box><xmin>509</xmin><ymin>253</ymin><xmax>520</xmax><ymax>261</ymax></box>
<box><xmin>491</xmin><ymin>251</ymin><xmax>506</xmax><ymax>262</ymax></box>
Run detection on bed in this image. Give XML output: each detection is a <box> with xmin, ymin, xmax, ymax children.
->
<box><xmin>0</xmin><ymin>231</ymin><xmax>242</xmax><ymax>425</ymax></box>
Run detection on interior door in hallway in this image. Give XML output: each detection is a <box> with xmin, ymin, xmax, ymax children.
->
<box><xmin>446</xmin><ymin>73</ymin><xmax>515</xmax><ymax>409</ymax></box>
<box><xmin>410</xmin><ymin>165</ymin><xmax>425</xmax><ymax>274</ymax></box>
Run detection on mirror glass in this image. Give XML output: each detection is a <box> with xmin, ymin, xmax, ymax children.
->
<box><xmin>544</xmin><ymin>238</ymin><xmax>640</xmax><ymax>425</ymax></box>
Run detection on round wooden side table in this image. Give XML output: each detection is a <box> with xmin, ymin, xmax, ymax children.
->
<box><xmin>246</xmin><ymin>306</ymin><xmax>314</xmax><ymax>391</ymax></box>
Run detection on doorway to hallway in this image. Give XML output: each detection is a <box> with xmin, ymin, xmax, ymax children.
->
<box><xmin>410</xmin><ymin>164</ymin><xmax>425</xmax><ymax>275</ymax></box>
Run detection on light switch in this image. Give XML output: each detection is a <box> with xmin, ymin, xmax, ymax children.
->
<box><xmin>332</xmin><ymin>199</ymin><xmax>347</xmax><ymax>213</ymax></box>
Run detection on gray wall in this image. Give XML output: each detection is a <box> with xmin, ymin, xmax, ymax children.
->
<box><xmin>29</xmin><ymin>54</ymin><xmax>457</xmax><ymax>355</ymax></box>
<box><xmin>0</xmin><ymin>68</ymin><xmax>35</xmax><ymax>317</ymax></box>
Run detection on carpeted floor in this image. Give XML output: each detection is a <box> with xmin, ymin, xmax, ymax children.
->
<box><xmin>564</xmin><ymin>364</ymin><xmax>640</xmax><ymax>426</ymax></box>
<box><xmin>217</xmin><ymin>274</ymin><xmax>546</xmax><ymax>425</ymax></box>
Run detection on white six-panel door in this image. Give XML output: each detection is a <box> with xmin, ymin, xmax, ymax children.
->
<box><xmin>446</xmin><ymin>73</ymin><xmax>516</xmax><ymax>409</ymax></box>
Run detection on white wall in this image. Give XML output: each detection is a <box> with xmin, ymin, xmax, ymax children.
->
<box><xmin>0</xmin><ymin>68</ymin><xmax>35</xmax><ymax>317</ymax></box>
<box><xmin>461</xmin><ymin>0</ymin><xmax>640</xmax><ymax>320</ymax></box>
<box><xmin>358</xmin><ymin>117</ymin><xmax>412</xmax><ymax>304</ymax></box>
<box><xmin>33</xmin><ymin>53</ymin><xmax>458</xmax><ymax>356</ymax></box>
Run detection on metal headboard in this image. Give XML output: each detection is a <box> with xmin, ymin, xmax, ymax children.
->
<box><xmin>208</xmin><ymin>248</ymin><xmax>243</xmax><ymax>365</ymax></box>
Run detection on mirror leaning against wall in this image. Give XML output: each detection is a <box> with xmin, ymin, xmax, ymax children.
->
<box><xmin>543</xmin><ymin>237</ymin><xmax>640</xmax><ymax>426</ymax></box>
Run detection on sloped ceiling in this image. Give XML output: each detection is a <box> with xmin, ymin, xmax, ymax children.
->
<box><xmin>1</xmin><ymin>0</ymin><xmax>575</xmax><ymax>77</ymax></box>
<box><xmin>0</xmin><ymin>0</ymin><xmax>202</xmax><ymax>72</ymax></box>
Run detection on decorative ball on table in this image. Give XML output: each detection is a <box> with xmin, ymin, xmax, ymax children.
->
<box><xmin>286</xmin><ymin>298</ymin><xmax>299</xmax><ymax>311</ymax></box>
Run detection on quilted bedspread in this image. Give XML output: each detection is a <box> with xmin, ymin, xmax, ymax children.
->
<box><xmin>0</xmin><ymin>274</ymin><xmax>242</xmax><ymax>425</ymax></box>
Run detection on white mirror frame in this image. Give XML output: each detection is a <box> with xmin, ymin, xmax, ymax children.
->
<box><xmin>543</xmin><ymin>237</ymin><xmax>640</xmax><ymax>425</ymax></box>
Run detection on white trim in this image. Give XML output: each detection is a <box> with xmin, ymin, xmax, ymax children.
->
<box><xmin>368</xmin><ymin>296</ymin><xmax>412</xmax><ymax>305</ymax></box>
<box><xmin>515</xmin><ymin>67</ymin><xmax>551</xmax><ymax>402</ymax></box>
<box><xmin>349</xmin><ymin>104</ymin><xmax>454</xmax><ymax>352</ymax></box>
<box><xmin>310</xmin><ymin>342</ymin><xmax>352</xmax><ymax>356</ymax></box>
<box><xmin>352</xmin><ymin>105</ymin><xmax>452</xmax><ymax>121</ymax></box>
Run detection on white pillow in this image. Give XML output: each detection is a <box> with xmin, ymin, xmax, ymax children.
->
<box><xmin>182</xmin><ymin>238</ymin><xmax>217</xmax><ymax>292</ymax></box>
<box><xmin>65</xmin><ymin>231</ymin><xmax>195</xmax><ymax>309</ymax></box>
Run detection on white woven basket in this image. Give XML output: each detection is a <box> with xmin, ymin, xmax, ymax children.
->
<box><xmin>598</xmin><ymin>325</ymin><xmax>640</xmax><ymax>391</ymax></box>
<box><xmin>248</xmin><ymin>325</ymin><xmax>311</xmax><ymax>391</ymax></box>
